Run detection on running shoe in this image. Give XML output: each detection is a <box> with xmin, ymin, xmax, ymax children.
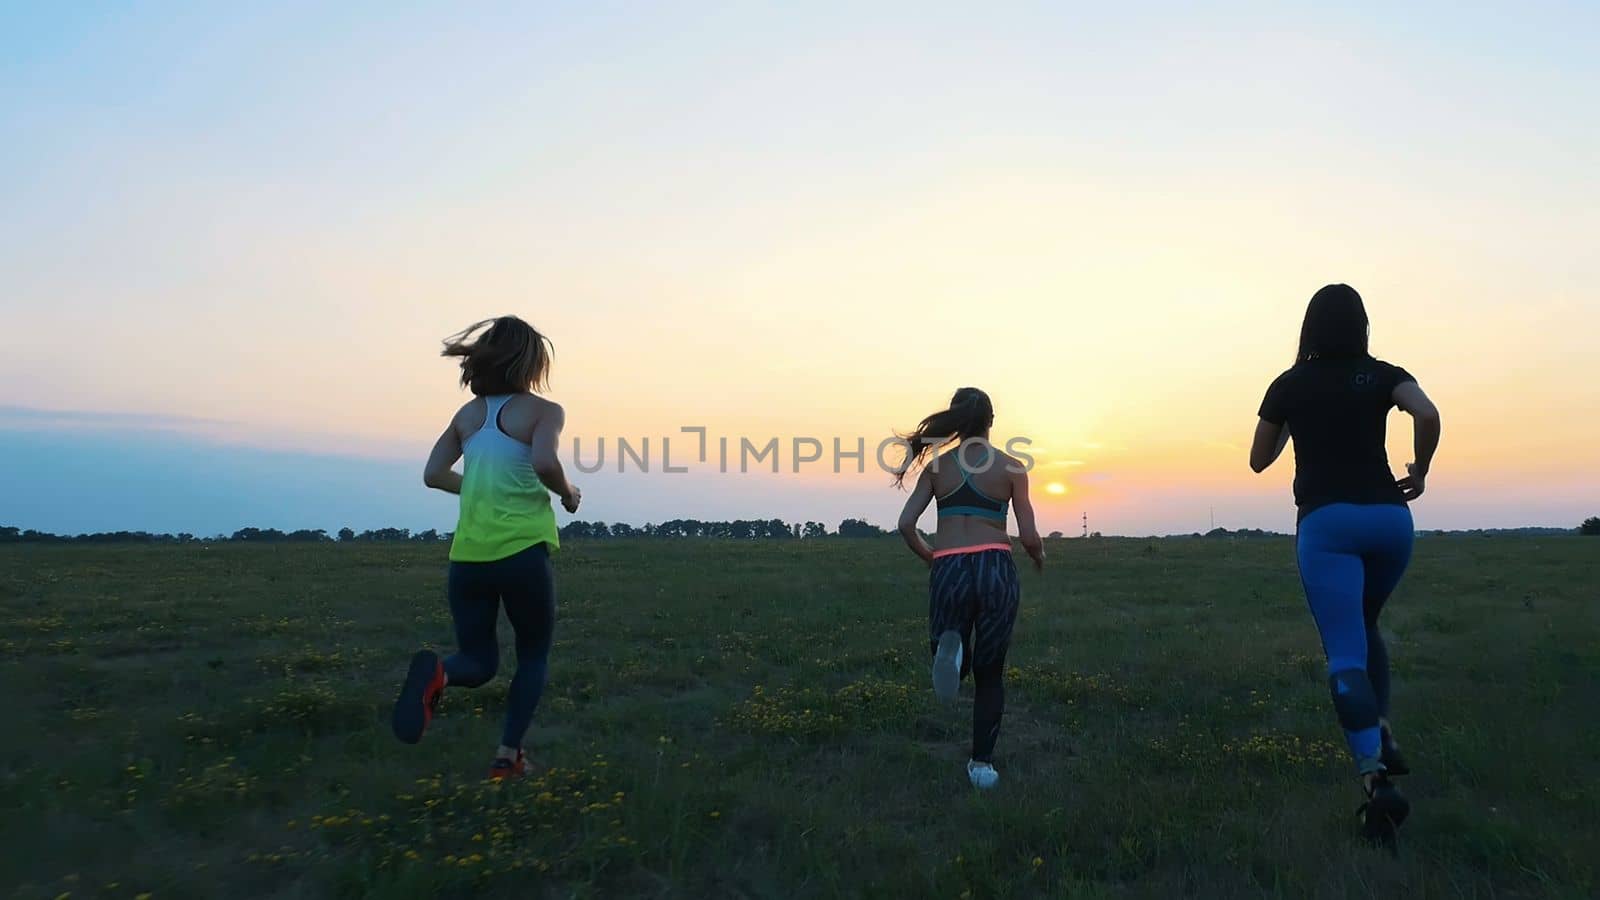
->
<box><xmin>1379</xmin><ymin>723</ymin><xmax>1411</xmax><ymax>776</ymax></box>
<box><xmin>967</xmin><ymin>759</ymin><xmax>1000</xmax><ymax>790</ymax></box>
<box><xmin>392</xmin><ymin>650</ymin><xmax>445</xmax><ymax>744</ymax></box>
<box><xmin>488</xmin><ymin>750</ymin><xmax>529</xmax><ymax>781</ymax></box>
<box><xmin>932</xmin><ymin>630</ymin><xmax>963</xmax><ymax>703</ymax></box>
<box><xmin>1358</xmin><ymin>774</ymin><xmax>1410</xmax><ymax>846</ymax></box>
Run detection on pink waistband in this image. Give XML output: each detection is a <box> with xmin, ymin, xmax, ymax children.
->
<box><xmin>932</xmin><ymin>542</ymin><xmax>1013</xmax><ymax>559</ymax></box>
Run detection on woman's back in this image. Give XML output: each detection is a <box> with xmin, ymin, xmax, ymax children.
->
<box><xmin>1260</xmin><ymin>357</ymin><xmax>1414</xmax><ymax>518</ymax></box>
<box><xmin>930</xmin><ymin>440</ymin><xmax>1017</xmax><ymax>546</ymax></box>
<box><xmin>450</xmin><ymin>394</ymin><xmax>559</xmax><ymax>562</ymax></box>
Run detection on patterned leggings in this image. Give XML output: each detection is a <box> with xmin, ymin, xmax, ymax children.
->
<box><xmin>928</xmin><ymin>548</ymin><xmax>1021</xmax><ymax>762</ymax></box>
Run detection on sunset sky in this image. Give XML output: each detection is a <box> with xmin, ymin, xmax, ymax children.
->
<box><xmin>3</xmin><ymin>2</ymin><xmax>1596</xmax><ymax>537</ymax></box>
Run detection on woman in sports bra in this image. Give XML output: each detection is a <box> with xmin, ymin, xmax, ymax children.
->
<box><xmin>391</xmin><ymin>316</ymin><xmax>581</xmax><ymax>780</ymax></box>
<box><xmin>895</xmin><ymin>387</ymin><xmax>1045</xmax><ymax>790</ymax></box>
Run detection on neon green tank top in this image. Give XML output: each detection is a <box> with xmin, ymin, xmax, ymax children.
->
<box><xmin>448</xmin><ymin>395</ymin><xmax>560</xmax><ymax>562</ymax></box>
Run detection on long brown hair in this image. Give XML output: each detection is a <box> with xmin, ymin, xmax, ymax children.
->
<box><xmin>440</xmin><ymin>316</ymin><xmax>553</xmax><ymax>395</ymax></box>
<box><xmin>892</xmin><ymin>387</ymin><xmax>994</xmax><ymax>488</ymax></box>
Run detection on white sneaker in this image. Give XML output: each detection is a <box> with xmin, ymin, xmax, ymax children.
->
<box><xmin>967</xmin><ymin>759</ymin><xmax>999</xmax><ymax>790</ymax></box>
<box><xmin>932</xmin><ymin>630</ymin><xmax>962</xmax><ymax>702</ymax></box>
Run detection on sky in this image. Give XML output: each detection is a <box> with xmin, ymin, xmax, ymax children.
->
<box><xmin>2</xmin><ymin>1</ymin><xmax>1597</xmax><ymax>537</ymax></box>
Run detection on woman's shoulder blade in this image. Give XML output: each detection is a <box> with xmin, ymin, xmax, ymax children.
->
<box><xmin>455</xmin><ymin>398</ymin><xmax>486</xmax><ymax>429</ymax></box>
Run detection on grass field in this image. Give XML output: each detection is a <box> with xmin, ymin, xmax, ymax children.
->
<box><xmin>2</xmin><ymin>536</ymin><xmax>1596</xmax><ymax>899</ymax></box>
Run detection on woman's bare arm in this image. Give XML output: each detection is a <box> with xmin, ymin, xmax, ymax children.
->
<box><xmin>1249</xmin><ymin>418</ymin><xmax>1289</xmax><ymax>473</ymax></box>
<box><xmin>897</xmin><ymin>467</ymin><xmax>937</xmax><ymax>566</ymax></box>
<box><xmin>1393</xmin><ymin>381</ymin><xmax>1440</xmax><ymax>500</ymax></box>
<box><xmin>423</xmin><ymin>421</ymin><xmax>464</xmax><ymax>494</ymax></box>
<box><xmin>1010</xmin><ymin>467</ymin><xmax>1045</xmax><ymax>572</ymax></box>
<box><xmin>530</xmin><ymin>403</ymin><xmax>580</xmax><ymax>512</ymax></box>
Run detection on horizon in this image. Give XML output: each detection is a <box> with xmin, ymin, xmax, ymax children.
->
<box><xmin>3</xmin><ymin>4</ymin><xmax>1598</xmax><ymax>537</ymax></box>
<box><xmin>4</xmin><ymin>400</ymin><xmax>1592</xmax><ymax>539</ymax></box>
<box><xmin>5</xmin><ymin>512</ymin><xmax>1587</xmax><ymax>542</ymax></box>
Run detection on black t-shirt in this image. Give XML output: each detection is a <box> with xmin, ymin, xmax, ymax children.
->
<box><xmin>1258</xmin><ymin>357</ymin><xmax>1417</xmax><ymax>519</ymax></box>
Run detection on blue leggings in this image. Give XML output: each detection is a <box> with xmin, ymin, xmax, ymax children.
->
<box><xmin>1296</xmin><ymin>503</ymin><xmax>1413</xmax><ymax>773</ymax></box>
<box><xmin>445</xmin><ymin>543</ymin><xmax>556</xmax><ymax>748</ymax></box>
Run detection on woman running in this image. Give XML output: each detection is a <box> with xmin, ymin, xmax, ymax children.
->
<box><xmin>392</xmin><ymin>316</ymin><xmax>581</xmax><ymax>780</ymax></box>
<box><xmin>895</xmin><ymin>388</ymin><xmax>1045</xmax><ymax>790</ymax></box>
<box><xmin>1250</xmin><ymin>284</ymin><xmax>1441</xmax><ymax>843</ymax></box>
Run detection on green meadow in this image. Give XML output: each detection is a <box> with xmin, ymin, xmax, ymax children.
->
<box><xmin>2</xmin><ymin>536</ymin><xmax>1595</xmax><ymax>899</ymax></box>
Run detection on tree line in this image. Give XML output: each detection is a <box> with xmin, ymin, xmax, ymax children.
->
<box><xmin>0</xmin><ymin>526</ymin><xmax>447</xmax><ymax>544</ymax></box>
<box><xmin>0</xmin><ymin>518</ymin><xmax>893</xmax><ymax>545</ymax></box>
<box><xmin>5</xmin><ymin>518</ymin><xmax>1594</xmax><ymax>545</ymax></box>
<box><xmin>560</xmin><ymin>518</ymin><xmax>887</xmax><ymax>539</ymax></box>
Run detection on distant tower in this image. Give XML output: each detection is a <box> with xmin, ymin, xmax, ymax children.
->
<box><xmin>1082</xmin><ymin>512</ymin><xmax>1089</xmax><ymax>539</ymax></box>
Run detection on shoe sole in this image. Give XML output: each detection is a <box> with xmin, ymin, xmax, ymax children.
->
<box><xmin>932</xmin><ymin>631</ymin><xmax>961</xmax><ymax>703</ymax></box>
<box><xmin>392</xmin><ymin>650</ymin><xmax>440</xmax><ymax>744</ymax></box>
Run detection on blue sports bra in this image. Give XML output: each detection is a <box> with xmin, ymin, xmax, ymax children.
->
<box><xmin>934</xmin><ymin>447</ymin><xmax>1010</xmax><ymax>523</ymax></box>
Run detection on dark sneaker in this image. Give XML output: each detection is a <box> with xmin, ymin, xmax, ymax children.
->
<box><xmin>1380</xmin><ymin>726</ymin><xmax>1411</xmax><ymax>776</ymax></box>
<box><xmin>1359</xmin><ymin>775</ymin><xmax>1410</xmax><ymax>847</ymax></box>
<box><xmin>488</xmin><ymin>750</ymin><xmax>529</xmax><ymax>781</ymax></box>
<box><xmin>392</xmin><ymin>650</ymin><xmax>445</xmax><ymax>744</ymax></box>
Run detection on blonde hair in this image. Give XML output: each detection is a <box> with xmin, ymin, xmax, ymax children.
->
<box><xmin>440</xmin><ymin>316</ymin><xmax>553</xmax><ymax>395</ymax></box>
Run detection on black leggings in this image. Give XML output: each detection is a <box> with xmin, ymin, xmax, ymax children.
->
<box><xmin>445</xmin><ymin>543</ymin><xmax>556</xmax><ymax>748</ymax></box>
<box><xmin>928</xmin><ymin>549</ymin><xmax>1021</xmax><ymax>762</ymax></box>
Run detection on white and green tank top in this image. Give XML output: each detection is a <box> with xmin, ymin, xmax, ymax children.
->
<box><xmin>449</xmin><ymin>395</ymin><xmax>560</xmax><ymax>562</ymax></box>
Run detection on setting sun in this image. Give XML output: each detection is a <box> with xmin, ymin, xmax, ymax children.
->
<box><xmin>1045</xmin><ymin>482</ymin><xmax>1068</xmax><ymax>496</ymax></box>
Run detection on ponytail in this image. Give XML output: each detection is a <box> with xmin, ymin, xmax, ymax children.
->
<box><xmin>891</xmin><ymin>387</ymin><xmax>994</xmax><ymax>488</ymax></box>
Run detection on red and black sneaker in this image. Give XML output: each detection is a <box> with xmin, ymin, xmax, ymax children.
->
<box><xmin>487</xmin><ymin>750</ymin><xmax>529</xmax><ymax>781</ymax></box>
<box><xmin>392</xmin><ymin>650</ymin><xmax>445</xmax><ymax>744</ymax></box>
